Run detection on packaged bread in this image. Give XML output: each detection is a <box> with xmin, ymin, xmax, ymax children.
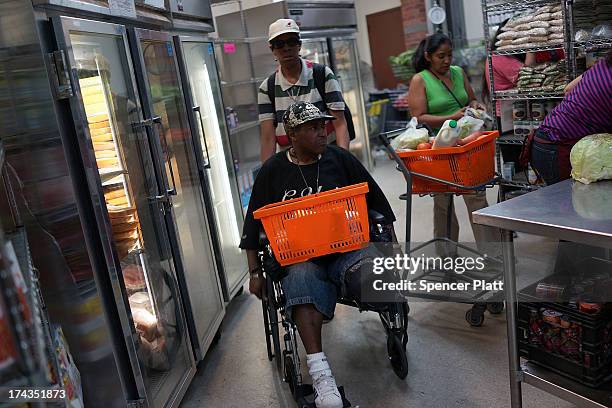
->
<box><xmin>525</xmin><ymin>27</ymin><xmax>548</xmax><ymax>37</ymax></box>
<box><xmin>97</xmin><ymin>159</ymin><xmax>120</xmax><ymax>170</ymax></box>
<box><xmin>108</xmin><ymin>207</ymin><xmax>137</xmax><ymax>221</ymax></box>
<box><xmin>92</xmin><ymin>134</ymin><xmax>113</xmax><ymax>143</ymax></box>
<box><xmin>89</xmin><ymin>120</ymin><xmax>110</xmax><ymax>129</ymax></box>
<box><xmin>90</xmin><ymin>126</ymin><xmax>111</xmax><ymax>136</ymax></box>
<box><xmin>497</xmin><ymin>31</ymin><xmax>519</xmax><ymax>40</ymax></box>
<box><xmin>533</xmin><ymin>12</ymin><xmax>551</xmax><ymax>21</ymax></box>
<box><xmin>85</xmin><ymin>114</ymin><xmax>108</xmax><ymax>126</ymax></box>
<box><xmin>93</xmin><ymin>142</ymin><xmax>115</xmax><ymax>151</ymax></box>
<box><xmin>104</xmin><ymin>188</ymin><xmax>126</xmax><ymax>201</ymax></box>
<box><xmin>107</xmin><ymin>196</ymin><xmax>128</xmax><ymax>207</ymax></box>
<box><xmin>115</xmin><ymin>229</ymin><xmax>139</xmax><ymax>241</ymax></box>
<box><xmin>95</xmin><ymin>150</ymin><xmax>117</xmax><ymax>159</ymax></box>
<box><xmin>550</xmin><ymin>25</ymin><xmax>564</xmax><ymax>33</ymax></box>
<box><xmin>111</xmin><ymin>220</ymin><xmax>138</xmax><ymax>234</ymax></box>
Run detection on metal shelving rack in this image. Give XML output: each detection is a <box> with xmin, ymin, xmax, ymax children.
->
<box><xmin>482</xmin><ymin>0</ymin><xmax>575</xmax><ymax>197</ymax></box>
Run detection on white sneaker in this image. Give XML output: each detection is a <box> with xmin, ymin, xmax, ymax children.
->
<box><xmin>312</xmin><ymin>371</ymin><xmax>343</xmax><ymax>408</ymax></box>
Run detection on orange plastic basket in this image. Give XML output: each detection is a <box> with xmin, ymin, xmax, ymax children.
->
<box><xmin>398</xmin><ymin>131</ymin><xmax>499</xmax><ymax>194</ymax></box>
<box><xmin>253</xmin><ymin>183</ymin><xmax>370</xmax><ymax>266</ymax></box>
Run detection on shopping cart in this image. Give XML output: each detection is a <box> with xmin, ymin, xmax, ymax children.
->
<box><xmin>378</xmin><ymin>130</ymin><xmax>505</xmax><ymax>326</ymax></box>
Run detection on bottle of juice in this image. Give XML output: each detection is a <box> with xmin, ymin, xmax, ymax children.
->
<box><xmin>432</xmin><ymin>119</ymin><xmax>460</xmax><ymax>148</ymax></box>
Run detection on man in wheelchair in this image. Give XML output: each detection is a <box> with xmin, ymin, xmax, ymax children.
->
<box><xmin>240</xmin><ymin>101</ymin><xmax>396</xmax><ymax>408</ymax></box>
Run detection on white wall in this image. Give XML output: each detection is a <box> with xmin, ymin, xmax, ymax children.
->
<box><xmin>462</xmin><ymin>0</ymin><xmax>485</xmax><ymax>45</ymax></box>
<box><xmin>354</xmin><ymin>0</ymin><xmax>401</xmax><ymax>65</ymax></box>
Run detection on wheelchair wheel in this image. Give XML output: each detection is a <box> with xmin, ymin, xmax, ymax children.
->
<box><xmin>261</xmin><ymin>297</ymin><xmax>273</xmax><ymax>361</ymax></box>
<box><xmin>283</xmin><ymin>354</ymin><xmax>298</xmax><ymax>397</ymax></box>
<box><xmin>487</xmin><ymin>302</ymin><xmax>505</xmax><ymax>315</ymax></box>
<box><xmin>266</xmin><ymin>277</ymin><xmax>283</xmax><ymax>374</ymax></box>
<box><xmin>387</xmin><ymin>331</ymin><xmax>408</xmax><ymax>379</ymax></box>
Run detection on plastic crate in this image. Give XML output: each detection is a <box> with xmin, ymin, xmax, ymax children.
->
<box><xmin>253</xmin><ymin>183</ymin><xmax>370</xmax><ymax>266</ymax></box>
<box><xmin>517</xmin><ymin>296</ymin><xmax>612</xmax><ymax>387</ymax></box>
<box><xmin>398</xmin><ymin>131</ymin><xmax>498</xmax><ymax>194</ymax></box>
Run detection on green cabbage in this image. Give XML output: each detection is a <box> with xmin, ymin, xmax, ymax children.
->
<box><xmin>570</xmin><ymin>134</ymin><xmax>612</xmax><ymax>184</ymax></box>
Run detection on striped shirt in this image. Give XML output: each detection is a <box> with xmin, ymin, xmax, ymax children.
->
<box><xmin>540</xmin><ymin>59</ymin><xmax>612</xmax><ymax>143</ymax></box>
<box><xmin>258</xmin><ymin>58</ymin><xmax>345</xmax><ymax>147</ymax></box>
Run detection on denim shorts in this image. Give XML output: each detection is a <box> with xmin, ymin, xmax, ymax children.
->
<box><xmin>281</xmin><ymin>247</ymin><xmax>372</xmax><ymax>320</ymax></box>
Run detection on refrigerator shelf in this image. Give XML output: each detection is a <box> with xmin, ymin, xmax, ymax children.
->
<box><xmin>99</xmin><ymin>168</ymin><xmax>128</xmax><ymax>185</ymax></box>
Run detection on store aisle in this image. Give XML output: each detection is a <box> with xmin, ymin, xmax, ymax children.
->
<box><xmin>181</xmin><ymin>160</ymin><xmax>573</xmax><ymax>408</ymax></box>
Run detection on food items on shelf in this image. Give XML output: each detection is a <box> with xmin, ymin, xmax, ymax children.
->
<box><xmin>570</xmin><ymin>133</ymin><xmax>612</xmax><ymax>184</ymax></box>
<box><xmin>542</xmin><ymin>309</ymin><xmax>563</xmax><ymax>324</ymax></box>
<box><xmin>498</xmin><ymin>4</ymin><xmax>565</xmax><ymax>50</ymax></box>
<box><xmin>515</xmin><ymin>60</ymin><xmax>568</xmax><ymax>92</ymax></box>
<box><xmin>131</xmin><ymin>307</ymin><xmax>158</xmax><ymax>342</ymax></box>
<box><xmin>123</xmin><ymin>264</ymin><xmax>146</xmax><ymax>292</ymax></box>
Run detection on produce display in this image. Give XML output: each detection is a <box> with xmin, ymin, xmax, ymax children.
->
<box><xmin>570</xmin><ymin>134</ymin><xmax>612</xmax><ymax>184</ymax></box>
<box><xmin>389</xmin><ymin>49</ymin><xmax>416</xmax><ymax>82</ymax></box>
<box><xmin>496</xmin><ymin>4</ymin><xmax>565</xmax><ymax>50</ymax></box>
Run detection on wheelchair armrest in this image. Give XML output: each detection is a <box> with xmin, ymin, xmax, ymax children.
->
<box><xmin>368</xmin><ymin>209</ymin><xmax>386</xmax><ymax>225</ymax></box>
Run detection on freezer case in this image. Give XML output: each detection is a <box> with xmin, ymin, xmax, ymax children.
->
<box><xmin>51</xmin><ymin>16</ymin><xmax>195</xmax><ymax>407</ymax></box>
<box><xmin>129</xmin><ymin>28</ymin><xmax>228</xmax><ymax>359</ymax></box>
<box><xmin>174</xmin><ymin>37</ymin><xmax>248</xmax><ymax>301</ymax></box>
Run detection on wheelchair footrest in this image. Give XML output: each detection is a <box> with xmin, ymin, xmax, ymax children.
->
<box><xmin>295</xmin><ymin>385</ymin><xmax>352</xmax><ymax>408</ymax></box>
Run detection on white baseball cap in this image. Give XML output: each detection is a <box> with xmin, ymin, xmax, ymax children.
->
<box><xmin>268</xmin><ymin>19</ymin><xmax>300</xmax><ymax>42</ymax></box>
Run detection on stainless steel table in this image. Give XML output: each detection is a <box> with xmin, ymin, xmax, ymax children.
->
<box><xmin>473</xmin><ymin>179</ymin><xmax>612</xmax><ymax>408</ymax></box>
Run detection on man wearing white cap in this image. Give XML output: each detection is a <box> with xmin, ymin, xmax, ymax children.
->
<box><xmin>258</xmin><ymin>18</ymin><xmax>350</xmax><ymax>162</ymax></box>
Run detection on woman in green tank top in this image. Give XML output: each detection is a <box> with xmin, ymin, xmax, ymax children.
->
<box><xmin>407</xmin><ymin>33</ymin><xmax>485</xmax><ymax>133</ymax></box>
<box><xmin>406</xmin><ymin>33</ymin><xmax>498</xmax><ymax>259</ymax></box>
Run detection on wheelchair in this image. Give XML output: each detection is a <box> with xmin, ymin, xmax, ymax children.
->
<box><xmin>258</xmin><ymin>210</ymin><xmax>409</xmax><ymax>408</ymax></box>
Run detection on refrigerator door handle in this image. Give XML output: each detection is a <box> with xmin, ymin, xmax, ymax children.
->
<box><xmin>150</xmin><ymin>116</ymin><xmax>180</xmax><ymax>196</ymax></box>
<box><xmin>193</xmin><ymin>106</ymin><xmax>212</xmax><ymax>170</ymax></box>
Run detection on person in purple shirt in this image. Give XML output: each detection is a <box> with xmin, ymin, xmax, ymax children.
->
<box><xmin>529</xmin><ymin>51</ymin><xmax>612</xmax><ymax>185</ymax></box>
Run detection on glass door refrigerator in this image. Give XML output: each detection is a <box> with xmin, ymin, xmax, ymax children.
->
<box><xmin>52</xmin><ymin>16</ymin><xmax>195</xmax><ymax>407</ymax></box>
<box><xmin>128</xmin><ymin>28</ymin><xmax>229</xmax><ymax>358</ymax></box>
<box><xmin>173</xmin><ymin>36</ymin><xmax>248</xmax><ymax>302</ymax></box>
<box><xmin>328</xmin><ymin>37</ymin><xmax>371</xmax><ymax>167</ymax></box>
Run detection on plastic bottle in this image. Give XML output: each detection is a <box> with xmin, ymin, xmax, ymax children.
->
<box><xmin>432</xmin><ymin>119</ymin><xmax>460</xmax><ymax>148</ymax></box>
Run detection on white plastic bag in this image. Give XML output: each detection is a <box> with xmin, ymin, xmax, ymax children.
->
<box><xmin>390</xmin><ymin>117</ymin><xmax>429</xmax><ymax>151</ymax></box>
<box><xmin>457</xmin><ymin>115</ymin><xmax>485</xmax><ymax>139</ymax></box>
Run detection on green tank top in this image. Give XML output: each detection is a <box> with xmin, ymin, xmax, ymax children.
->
<box><xmin>419</xmin><ymin>66</ymin><xmax>469</xmax><ymax>130</ymax></box>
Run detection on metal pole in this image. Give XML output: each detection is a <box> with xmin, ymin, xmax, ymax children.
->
<box><xmin>502</xmin><ymin>229</ymin><xmax>522</xmax><ymax>408</ymax></box>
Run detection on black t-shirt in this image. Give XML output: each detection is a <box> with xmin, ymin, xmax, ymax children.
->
<box><xmin>239</xmin><ymin>145</ymin><xmax>395</xmax><ymax>250</ymax></box>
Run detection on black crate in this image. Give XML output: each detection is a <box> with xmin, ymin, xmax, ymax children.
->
<box><xmin>517</xmin><ymin>301</ymin><xmax>612</xmax><ymax>388</ymax></box>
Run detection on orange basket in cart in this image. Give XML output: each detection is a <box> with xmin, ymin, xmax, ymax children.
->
<box><xmin>253</xmin><ymin>183</ymin><xmax>370</xmax><ymax>266</ymax></box>
<box><xmin>397</xmin><ymin>131</ymin><xmax>499</xmax><ymax>194</ymax></box>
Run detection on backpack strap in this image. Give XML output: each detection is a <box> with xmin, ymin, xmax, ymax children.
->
<box><xmin>313</xmin><ymin>63</ymin><xmax>327</xmax><ymax>105</ymax></box>
<box><xmin>266</xmin><ymin>72</ymin><xmax>277</xmax><ymax>127</ymax></box>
